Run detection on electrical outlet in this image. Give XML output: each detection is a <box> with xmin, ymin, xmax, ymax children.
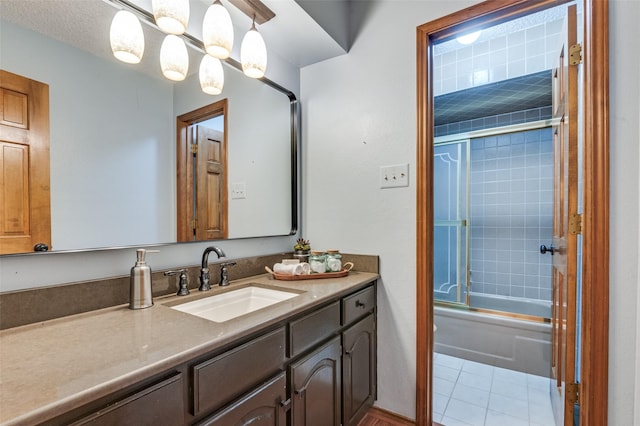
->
<box><xmin>231</xmin><ymin>182</ymin><xmax>246</xmax><ymax>199</ymax></box>
<box><xmin>380</xmin><ymin>163</ymin><xmax>409</xmax><ymax>188</ymax></box>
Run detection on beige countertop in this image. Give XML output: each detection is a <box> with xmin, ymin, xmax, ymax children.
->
<box><xmin>0</xmin><ymin>272</ymin><xmax>378</xmax><ymax>426</ymax></box>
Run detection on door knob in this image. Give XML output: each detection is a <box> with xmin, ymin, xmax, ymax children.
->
<box><xmin>34</xmin><ymin>243</ymin><xmax>49</xmax><ymax>252</ymax></box>
<box><xmin>540</xmin><ymin>244</ymin><xmax>555</xmax><ymax>255</ymax></box>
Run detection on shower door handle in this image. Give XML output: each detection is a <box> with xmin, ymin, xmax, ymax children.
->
<box><xmin>540</xmin><ymin>244</ymin><xmax>555</xmax><ymax>255</ymax></box>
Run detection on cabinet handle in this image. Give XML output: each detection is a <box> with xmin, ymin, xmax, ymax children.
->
<box><xmin>280</xmin><ymin>398</ymin><xmax>291</xmax><ymax>409</ymax></box>
<box><xmin>355</xmin><ymin>300</ymin><xmax>366</xmax><ymax>309</ymax></box>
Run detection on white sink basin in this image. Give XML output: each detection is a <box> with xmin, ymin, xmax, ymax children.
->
<box><xmin>170</xmin><ymin>286</ymin><xmax>300</xmax><ymax>323</ymax></box>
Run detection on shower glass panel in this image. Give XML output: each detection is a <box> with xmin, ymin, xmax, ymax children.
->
<box><xmin>434</xmin><ymin>141</ymin><xmax>469</xmax><ymax>305</ymax></box>
<box><xmin>434</xmin><ymin>128</ymin><xmax>554</xmax><ymax>319</ymax></box>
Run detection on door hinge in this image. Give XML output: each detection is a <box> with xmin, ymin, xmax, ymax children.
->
<box><xmin>569</xmin><ymin>43</ymin><xmax>582</xmax><ymax>65</ymax></box>
<box><xmin>566</xmin><ymin>382</ymin><xmax>580</xmax><ymax>404</ymax></box>
<box><xmin>569</xmin><ymin>213</ymin><xmax>582</xmax><ymax>235</ymax></box>
<box><xmin>191</xmin><ymin>143</ymin><xmax>198</xmax><ymax>154</ymax></box>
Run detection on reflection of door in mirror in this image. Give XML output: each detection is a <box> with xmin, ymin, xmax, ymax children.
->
<box><xmin>0</xmin><ymin>70</ymin><xmax>51</xmax><ymax>254</ymax></box>
<box><xmin>177</xmin><ymin>100</ymin><xmax>228</xmax><ymax>242</ymax></box>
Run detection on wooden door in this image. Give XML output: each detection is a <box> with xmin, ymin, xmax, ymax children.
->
<box><xmin>195</xmin><ymin>125</ymin><xmax>227</xmax><ymax>240</ymax></box>
<box><xmin>0</xmin><ymin>70</ymin><xmax>51</xmax><ymax>254</ymax></box>
<box><xmin>550</xmin><ymin>5</ymin><xmax>579</xmax><ymax>425</ymax></box>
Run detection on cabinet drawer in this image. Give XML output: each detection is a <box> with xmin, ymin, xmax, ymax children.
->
<box><xmin>342</xmin><ymin>285</ymin><xmax>375</xmax><ymax>326</ymax></box>
<box><xmin>289</xmin><ymin>301</ymin><xmax>340</xmax><ymax>357</ymax></box>
<box><xmin>196</xmin><ymin>373</ymin><xmax>287</xmax><ymax>426</ymax></box>
<box><xmin>193</xmin><ymin>327</ymin><xmax>286</xmax><ymax>416</ymax></box>
<box><xmin>71</xmin><ymin>373</ymin><xmax>183</xmax><ymax>426</ymax></box>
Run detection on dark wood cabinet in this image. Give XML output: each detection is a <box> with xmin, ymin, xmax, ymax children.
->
<box><xmin>290</xmin><ymin>336</ymin><xmax>342</xmax><ymax>426</ymax></box>
<box><xmin>196</xmin><ymin>373</ymin><xmax>287</xmax><ymax>426</ymax></box>
<box><xmin>192</xmin><ymin>327</ymin><xmax>286</xmax><ymax>416</ymax></box>
<box><xmin>342</xmin><ymin>314</ymin><xmax>376</xmax><ymax>426</ymax></box>
<box><xmin>69</xmin><ymin>373</ymin><xmax>184</xmax><ymax>426</ymax></box>
<box><xmin>50</xmin><ymin>281</ymin><xmax>377</xmax><ymax>426</ymax></box>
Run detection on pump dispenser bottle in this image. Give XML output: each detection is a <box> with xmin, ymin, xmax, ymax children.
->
<box><xmin>129</xmin><ymin>249</ymin><xmax>154</xmax><ymax>309</ymax></box>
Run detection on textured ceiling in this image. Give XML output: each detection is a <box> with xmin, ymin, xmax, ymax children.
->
<box><xmin>434</xmin><ymin>70</ymin><xmax>552</xmax><ymax>125</ymax></box>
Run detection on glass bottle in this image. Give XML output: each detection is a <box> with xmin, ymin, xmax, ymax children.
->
<box><xmin>309</xmin><ymin>251</ymin><xmax>327</xmax><ymax>273</ymax></box>
<box><xmin>325</xmin><ymin>249</ymin><xmax>342</xmax><ymax>272</ymax></box>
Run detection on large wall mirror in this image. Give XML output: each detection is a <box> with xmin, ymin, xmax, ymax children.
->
<box><xmin>0</xmin><ymin>0</ymin><xmax>298</xmax><ymax>255</ymax></box>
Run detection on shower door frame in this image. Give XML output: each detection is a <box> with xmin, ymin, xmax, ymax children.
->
<box><xmin>416</xmin><ymin>0</ymin><xmax>610</xmax><ymax>425</ymax></box>
<box><xmin>433</xmin><ymin>138</ymin><xmax>470</xmax><ymax>306</ymax></box>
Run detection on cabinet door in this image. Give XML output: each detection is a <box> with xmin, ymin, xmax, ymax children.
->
<box><xmin>197</xmin><ymin>373</ymin><xmax>287</xmax><ymax>426</ymax></box>
<box><xmin>342</xmin><ymin>314</ymin><xmax>376</xmax><ymax>426</ymax></box>
<box><xmin>290</xmin><ymin>336</ymin><xmax>341</xmax><ymax>426</ymax></box>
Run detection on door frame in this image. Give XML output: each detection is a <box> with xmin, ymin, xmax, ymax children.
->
<box><xmin>176</xmin><ymin>99</ymin><xmax>228</xmax><ymax>242</ymax></box>
<box><xmin>415</xmin><ymin>1</ymin><xmax>609</xmax><ymax>425</ymax></box>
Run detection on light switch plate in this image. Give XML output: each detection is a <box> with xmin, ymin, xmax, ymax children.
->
<box><xmin>231</xmin><ymin>182</ymin><xmax>246</xmax><ymax>199</ymax></box>
<box><xmin>380</xmin><ymin>163</ymin><xmax>409</xmax><ymax>188</ymax></box>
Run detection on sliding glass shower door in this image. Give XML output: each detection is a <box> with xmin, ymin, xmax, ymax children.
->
<box><xmin>433</xmin><ymin>140</ymin><xmax>469</xmax><ymax>305</ymax></box>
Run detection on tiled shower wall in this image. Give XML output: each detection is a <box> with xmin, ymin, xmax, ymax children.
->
<box><xmin>433</xmin><ymin>16</ymin><xmax>564</xmax><ymax>96</ymax></box>
<box><xmin>469</xmin><ymin>128</ymin><xmax>553</xmax><ymax>301</ymax></box>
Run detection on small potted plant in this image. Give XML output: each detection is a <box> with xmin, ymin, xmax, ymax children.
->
<box><xmin>293</xmin><ymin>238</ymin><xmax>311</xmax><ymax>261</ymax></box>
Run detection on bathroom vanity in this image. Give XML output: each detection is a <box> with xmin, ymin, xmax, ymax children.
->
<box><xmin>0</xmin><ymin>273</ymin><xmax>377</xmax><ymax>426</ymax></box>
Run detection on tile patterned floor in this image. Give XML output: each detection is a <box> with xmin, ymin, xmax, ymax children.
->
<box><xmin>433</xmin><ymin>353</ymin><xmax>556</xmax><ymax>426</ymax></box>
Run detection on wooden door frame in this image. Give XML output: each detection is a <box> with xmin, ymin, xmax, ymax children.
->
<box><xmin>176</xmin><ymin>99</ymin><xmax>228</xmax><ymax>242</ymax></box>
<box><xmin>415</xmin><ymin>1</ymin><xmax>609</xmax><ymax>425</ymax></box>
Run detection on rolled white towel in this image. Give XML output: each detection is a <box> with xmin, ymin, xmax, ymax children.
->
<box><xmin>273</xmin><ymin>263</ymin><xmax>304</xmax><ymax>275</ymax></box>
<box><xmin>273</xmin><ymin>262</ymin><xmax>311</xmax><ymax>275</ymax></box>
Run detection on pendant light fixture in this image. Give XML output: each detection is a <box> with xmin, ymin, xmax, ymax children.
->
<box><xmin>160</xmin><ymin>35</ymin><xmax>189</xmax><ymax>81</ymax></box>
<box><xmin>152</xmin><ymin>0</ymin><xmax>190</xmax><ymax>35</ymax></box>
<box><xmin>240</xmin><ymin>18</ymin><xmax>267</xmax><ymax>79</ymax></box>
<box><xmin>199</xmin><ymin>54</ymin><xmax>225</xmax><ymax>95</ymax></box>
<box><xmin>110</xmin><ymin>10</ymin><xmax>145</xmax><ymax>64</ymax></box>
<box><xmin>203</xmin><ymin>0</ymin><xmax>234</xmax><ymax>59</ymax></box>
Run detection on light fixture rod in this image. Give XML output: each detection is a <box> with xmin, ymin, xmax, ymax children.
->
<box><xmin>227</xmin><ymin>0</ymin><xmax>274</xmax><ymax>25</ymax></box>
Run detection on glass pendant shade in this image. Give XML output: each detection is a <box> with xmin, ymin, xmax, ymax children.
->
<box><xmin>203</xmin><ymin>0</ymin><xmax>234</xmax><ymax>59</ymax></box>
<box><xmin>152</xmin><ymin>0</ymin><xmax>190</xmax><ymax>35</ymax></box>
<box><xmin>199</xmin><ymin>55</ymin><xmax>225</xmax><ymax>95</ymax></box>
<box><xmin>241</xmin><ymin>22</ymin><xmax>267</xmax><ymax>79</ymax></box>
<box><xmin>110</xmin><ymin>10</ymin><xmax>144</xmax><ymax>64</ymax></box>
<box><xmin>160</xmin><ymin>35</ymin><xmax>189</xmax><ymax>81</ymax></box>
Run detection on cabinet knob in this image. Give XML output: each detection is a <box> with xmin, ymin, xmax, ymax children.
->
<box><xmin>280</xmin><ymin>398</ymin><xmax>291</xmax><ymax>409</ymax></box>
<box><xmin>356</xmin><ymin>300</ymin><xmax>366</xmax><ymax>309</ymax></box>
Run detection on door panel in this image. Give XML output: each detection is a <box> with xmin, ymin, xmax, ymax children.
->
<box><xmin>550</xmin><ymin>5</ymin><xmax>579</xmax><ymax>425</ymax></box>
<box><xmin>0</xmin><ymin>70</ymin><xmax>51</xmax><ymax>254</ymax></box>
<box><xmin>195</xmin><ymin>126</ymin><xmax>227</xmax><ymax>240</ymax></box>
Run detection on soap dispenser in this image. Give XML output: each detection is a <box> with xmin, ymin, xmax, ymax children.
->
<box><xmin>129</xmin><ymin>249</ymin><xmax>154</xmax><ymax>310</ymax></box>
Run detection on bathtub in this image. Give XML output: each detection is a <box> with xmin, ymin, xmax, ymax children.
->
<box><xmin>434</xmin><ymin>294</ymin><xmax>552</xmax><ymax>377</ymax></box>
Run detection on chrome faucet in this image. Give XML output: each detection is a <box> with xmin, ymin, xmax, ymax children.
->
<box><xmin>199</xmin><ymin>246</ymin><xmax>226</xmax><ymax>291</ymax></box>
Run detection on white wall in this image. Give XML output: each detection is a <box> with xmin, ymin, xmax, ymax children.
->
<box><xmin>609</xmin><ymin>0</ymin><xmax>640</xmax><ymax>424</ymax></box>
<box><xmin>301</xmin><ymin>0</ymin><xmax>476</xmax><ymax>418</ymax></box>
<box><xmin>301</xmin><ymin>0</ymin><xmax>639</xmax><ymax>422</ymax></box>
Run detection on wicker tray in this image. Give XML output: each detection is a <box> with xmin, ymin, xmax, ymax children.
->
<box><xmin>265</xmin><ymin>262</ymin><xmax>353</xmax><ymax>281</ymax></box>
